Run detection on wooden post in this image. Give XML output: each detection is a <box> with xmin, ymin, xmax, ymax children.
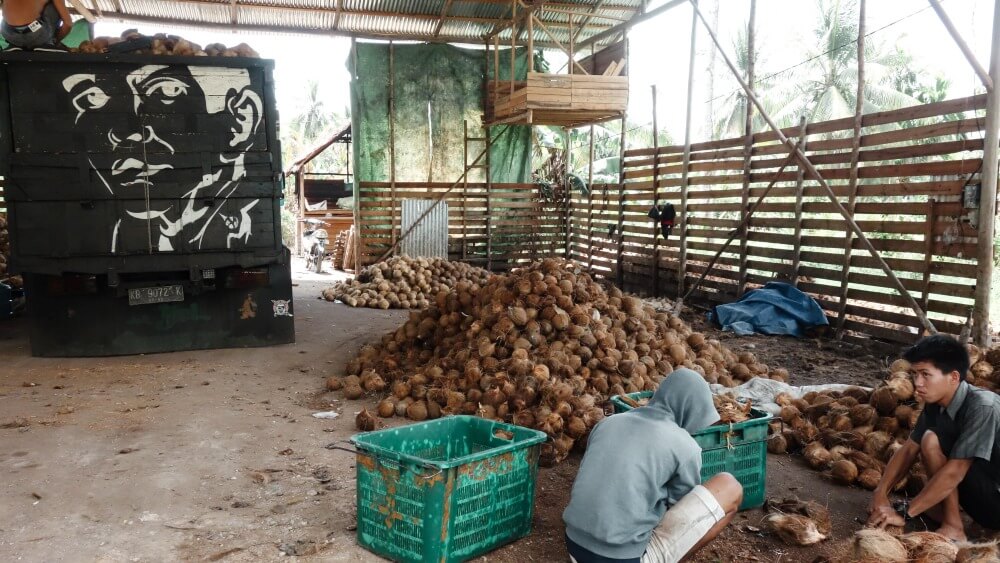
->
<box><xmin>588</xmin><ymin>124</ymin><xmax>595</xmax><ymax>272</ymax></box>
<box><xmin>295</xmin><ymin>171</ymin><xmax>304</xmax><ymax>255</ymax></box>
<box><xmin>569</xmin><ymin>17</ymin><xmax>574</xmax><ymax>75</ymax></box>
<box><xmin>922</xmin><ymin>199</ymin><xmax>937</xmax><ymax>314</ymax></box>
<box><xmin>974</xmin><ymin>0</ymin><xmax>1000</xmax><ymax>346</ymax></box>
<box><xmin>927</xmin><ymin>0</ymin><xmax>993</xmax><ymax>92</ymax></box>
<box><xmin>510</xmin><ymin>0</ymin><xmax>517</xmax><ymax>97</ymax></box>
<box><xmin>388</xmin><ymin>41</ymin><xmax>398</xmax><ymax>252</ymax></box>
<box><xmin>737</xmin><ymin>0</ymin><xmax>756</xmax><ymax>297</ymax></box>
<box><xmin>462</xmin><ymin>119</ymin><xmax>469</xmax><ymax>260</ymax></box>
<box><xmin>651</xmin><ymin>84</ymin><xmax>660</xmax><ymax>297</ymax></box>
<box><xmin>616</xmin><ymin>114</ymin><xmax>627</xmax><ymax>289</ymax></box>
<box><xmin>689</xmin><ymin>0</ymin><xmax>938</xmax><ymax>335</ymax></box>
<box><xmin>790</xmin><ymin>115</ymin><xmax>808</xmax><ymax>286</ymax></box>
<box><xmin>564</xmin><ymin>127</ymin><xmax>572</xmax><ymax>256</ymax></box>
<box><xmin>677</xmin><ymin>0</ymin><xmax>698</xmax><ymax>297</ymax></box>
<box><xmin>834</xmin><ymin>0</ymin><xmax>866</xmax><ymax>338</ymax></box>
<box><xmin>487</xmin><ymin>124</ymin><xmax>494</xmax><ymax>271</ymax></box>
<box><xmin>528</xmin><ymin>8</ymin><xmax>534</xmax><ymax>72</ymax></box>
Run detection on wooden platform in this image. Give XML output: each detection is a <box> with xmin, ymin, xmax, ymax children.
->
<box><xmin>486</xmin><ymin>72</ymin><xmax>628</xmax><ymax>127</ymax></box>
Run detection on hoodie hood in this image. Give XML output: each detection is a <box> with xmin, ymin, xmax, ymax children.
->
<box><xmin>639</xmin><ymin>368</ymin><xmax>718</xmax><ymax>433</ymax></box>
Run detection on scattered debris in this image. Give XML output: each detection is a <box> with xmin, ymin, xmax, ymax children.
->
<box><xmin>1</xmin><ymin>418</ymin><xmax>29</xmax><ymax>429</ymax></box>
<box><xmin>278</xmin><ymin>448</ymin><xmax>294</xmax><ymax>456</ymax></box>
<box><xmin>118</xmin><ymin>448</ymin><xmax>138</xmax><ymax>455</ymax></box>
<box><xmin>311</xmin><ymin>411</ymin><xmax>339</xmax><ymax>420</ymax></box>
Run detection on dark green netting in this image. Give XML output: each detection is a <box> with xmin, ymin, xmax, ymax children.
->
<box><xmin>349</xmin><ymin>42</ymin><xmax>531</xmax><ymax>186</ymax></box>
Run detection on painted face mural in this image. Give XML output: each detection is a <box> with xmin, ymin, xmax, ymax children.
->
<box><xmin>60</xmin><ymin>64</ymin><xmax>265</xmax><ymax>253</ymax></box>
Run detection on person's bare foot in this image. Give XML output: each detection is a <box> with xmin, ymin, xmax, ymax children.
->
<box><xmin>936</xmin><ymin>524</ymin><xmax>967</xmax><ymax>542</ymax></box>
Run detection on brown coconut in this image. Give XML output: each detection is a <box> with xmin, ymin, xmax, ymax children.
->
<box><xmin>850</xmin><ymin>404</ymin><xmax>877</xmax><ymax>427</ymax></box>
<box><xmin>377</xmin><ymin>398</ymin><xmax>396</xmax><ymax>418</ymax></box>
<box><xmin>900</xmin><ymin>532</ymin><xmax>959</xmax><ymax>563</ymax></box>
<box><xmin>831</xmin><ymin>459</ymin><xmax>859</xmax><ymax>485</ymax></box>
<box><xmin>886</xmin><ymin>376</ymin><xmax>915</xmax><ymax>402</ymax></box>
<box><xmin>343</xmin><ymin>384</ymin><xmax>364</xmax><ymax>400</ymax></box>
<box><xmin>325</xmin><ymin>376</ymin><xmax>344</xmax><ymax>391</ymax></box>
<box><xmin>764</xmin><ymin>513</ymin><xmax>827</xmax><ymax>546</ymax></box>
<box><xmin>858</xmin><ymin>468</ymin><xmax>882</xmax><ymax>490</ymax></box>
<box><xmin>863</xmin><ymin>431</ymin><xmax>893</xmax><ymax>459</ymax></box>
<box><xmin>804</xmin><ymin>442</ymin><xmax>832</xmax><ymax>469</ymax></box>
<box><xmin>852</xmin><ymin>528</ymin><xmax>908</xmax><ymax>563</ymax></box>
<box><xmin>956</xmin><ymin>541</ymin><xmax>1000</xmax><ymax>563</ymax></box>
<box><xmin>890</xmin><ymin>358</ymin><xmax>910</xmax><ymax>373</ymax></box>
<box><xmin>355</xmin><ymin>408</ymin><xmax>379</xmax><ymax>431</ymax></box>
<box><xmin>764</xmin><ymin>497</ymin><xmax>832</xmax><ymax>535</ymax></box>
<box><xmin>768</xmin><ymin>434</ymin><xmax>789</xmax><ymax>454</ymax></box>
<box><xmin>871</xmin><ymin>386</ymin><xmax>898</xmax><ymax>416</ymax></box>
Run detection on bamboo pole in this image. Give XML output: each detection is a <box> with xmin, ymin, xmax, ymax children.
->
<box><xmin>689</xmin><ymin>0</ymin><xmax>938</xmax><ymax>335</ymax></box>
<box><xmin>927</xmin><ymin>0</ymin><xmax>993</xmax><ymax>92</ymax></box>
<box><xmin>389</xmin><ymin>41</ymin><xmax>398</xmax><ymax>251</ymax></box>
<box><xmin>834</xmin><ymin>0</ymin><xmax>866</xmax><ymax>338</ymax></box>
<box><xmin>588</xmin><ymin>124</ymin><xmax>595</xmax><ymax>272</ymax></box>
<box><xmin>651</xmin><ymin>84</ymin><xmax>660</xmax><ymax>297</ymax></box>
<box><xmin>677</xmin><ymin>1</ymin><xmax>697</xmax><ymax>297</ymax></box>
<box><xmin>790</xmin><ymin>115</ymin><xmax>808</xmax><ymax>286</ymax></box>
<box><xmin>974</xmin><ymin>0</ymin><xmax>1000</xmax><ymax>345</ymax></box>
<box><xmin>616</xmin><ymin>114</ymin><xmax>626</xmax><ymax>288</ymax></box>
<box><xmin>737</xmin><ymin>0</ymin><xmax>756</xmax><ymax>297</ymax></box>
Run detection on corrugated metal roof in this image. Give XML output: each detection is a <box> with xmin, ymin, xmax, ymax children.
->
<box><xmin>84</xmin><ymin>0</ymin><xmax>643</xmax><ymax>47</ymax></box>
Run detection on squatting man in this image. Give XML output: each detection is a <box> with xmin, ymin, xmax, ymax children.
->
<box><xmin>563</xmin><ymin>369</ymin><xmax>742</xmax><ymax>563</ymax></box>
<box><xmin>868</xmin><ymin>334</ymin><xmax>1000</xmax><ymax>541</ymax></box>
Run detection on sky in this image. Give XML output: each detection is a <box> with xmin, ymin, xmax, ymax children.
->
<box><xmin>95</xmin><ymin>0</ymin><xmax>997</xmax><ymax>146</ymax></box>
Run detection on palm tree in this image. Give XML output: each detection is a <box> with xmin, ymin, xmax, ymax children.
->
<box><xmin>793</xmin><ymin>0</ymin><xmax>918</xmax><ymax>124</ymax></box>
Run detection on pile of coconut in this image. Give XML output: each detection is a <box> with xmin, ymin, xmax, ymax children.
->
<box><xmin>845</xmin><ymin>528</ymin><xmax>997</xmax><ymax>562</ymax></box>
<box><xmin>321</xmin><ymin>256</ymin><xmax>492</xmax><ymax>309</ymax></box>
<box><xmin>767</xmin><ymin>359</ymin><xmax>926</xmax><ymax>493</ymax></box>
<box><xmin>73</xmin><ymin>29</ymin><xmax>260</xmax><ymax>57</ymax></box>
<box><xmin>328</xmin><ymin>258</ymin><xmax>790</xmax><ymax>464</ymax></box>
<box><xmin>968</xmin><ymin>344</ymin><xmax>1000</xmax><ymax>393</ymax></box>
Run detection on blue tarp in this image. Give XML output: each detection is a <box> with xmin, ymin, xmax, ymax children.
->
<box><xmin>711</xmin><ymin>282</ymin><xmax>829</xmax><ymax>337</ymax></box>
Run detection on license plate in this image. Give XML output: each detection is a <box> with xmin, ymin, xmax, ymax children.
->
<box><xmin>128</xmin><ymin>284</ymin><xmax>184</xmax><ymax>306</ymax></box>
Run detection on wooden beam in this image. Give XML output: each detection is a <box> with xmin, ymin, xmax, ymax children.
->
<box><xmin>790</xmin><ymin>116</ymin><xmax>808</xmax><ymax>286</ymax></box>
<box><xmin>571</xmin><ymin>0</ymin><xmax>611</xmax><ymax>46</ymax></box>
<box><xmin>690</xmin><ymin>0</ymin><xmax>938</xmax><ymax>336</ymax></box>
<box><xmin>651</xmin><ymin>83</ymin><xmax>660</xmax><ymax>297</ymax></box>
<box><xmin>434</xmin><ymin>0</ymin><xmax>455</xmax><ymax>38</ymax></box>
<box><xmin>835</xmin><ymin>0</ymin><xmax>866</xmax><ymax>337</ymax></box>
<box><xmin>66</xmin><ymin>0</ymin><xmax>96</xmax><ymax>23</ymax></box>
<box><xmin>928</xmin><ymin>0</ymin><xmax>993</xmax><ymax>92</ymax></box>
<box><xmin>974</xmin><ymin>0</ymin><xmax>1000</xmax><ymax>345</ymax></box>
<box><xmin>89</xmin><ymin>0</ymin><xmax>103</xmax><ymax>18</ymax></box>
<box><xmin>578</xmin><ymin>0</ymin><xmax>686</xmax><ymax>49</ymax></box>
<box><xmin>533</xmin><ymin>13</ymin><xmax>590</xmax><ymax>74</ymax></box>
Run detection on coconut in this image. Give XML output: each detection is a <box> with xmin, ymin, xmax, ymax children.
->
<box><xmin>886</xmin><ymin>375</ymin><xmax>915</xmax><ymax>402</ymax></box>
<box><xmin>876</xmin><ymin>416</ymin><xmax>900</xmax><ymax>435</ymax></box>
<box><xmin>768</xmin><ymin>434</ymin><xmax>789</xmax><ymax>454</ymax></box>
<box><xmin>858</xmin><ymin>468</ymin><xmax>882</xmax><ymax>490</ymax></box>
<box><xmin>356</xmin><ymin>408</ymin><xmax>379</xmax><ymax>431</ymax></box>
<box><xmin>831</xmin><ymin>459</ymin><xmax>859</xmax><ymax>485</ymax></box>
<box><xmin>377</xmin><ymin>398</ymin><xmax>396</xmax><ymax>418</ymax></box>
<box><xmin>871</xmin><ymin>386</ymin><xmax>898</xmax><ymax>416</ymax></box>
<box><xmin>894</xmin><ymin>404</ymin><xmax>915</xmax><ymax>428</ymax></box>
<box><xmin>804</xmin><ymin>442</ymin><xmax>832</xmax><ymax>469</ymax></box>
<box><xmin>971</xmin><ymin>361</ymin><xmax>994</xmax><ymax>381</ymax></box>
<box><xmin>852</xmin><ymin>528</ymin><xmax>908</xmax><ymax>562</ymax></box>
<box><xmin>764</xmin><ymin>514</ymin><xmax>826</xmax><ymax>546</ymax></box>
<box><xmin>863</xmin><ymin>431</ymin><xmax>893</xmax><ymax>459</ymax></box>
<box><xmin>890</xmin><ymin>358</ymin><xmax>910</xmax><ymax>373</ymax></box>
<box><xmin>343</xmin><ymin>384</ymin><xmax>364</xmax><ymax>400</ymax></box>
<box><xmin>325</xmin><ymin>376</ymin><xmax>344</xmax><ymax>391</ymax></box>
<box><xmin>956</xmin><ymin>541</ymin><xmax>1000</xmax><ymax>563</ymax></box>
<box><xmin>406</xmin><ymin>400</ymin><xmax>428</xmax><ymax>421</ymax></box>
<box><xmin>764</xmin><ymin>497</ymin><xmax>832</xmax><ymax>535</ymax></box>
<box><xmin>900</xmin><ymin>532</ymin><xmax>958</xmax><ymax>563</ymax></box>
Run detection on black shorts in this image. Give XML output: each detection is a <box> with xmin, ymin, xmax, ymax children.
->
<box><xmin>933</xmin><ymin>429</ymin><xmax>1000</xmax><ymax>529</ymax></box>
<box><xmin>958</xmin><ymin>460</ymin><xmax>1000</xmax><ymax>530</ymax></box>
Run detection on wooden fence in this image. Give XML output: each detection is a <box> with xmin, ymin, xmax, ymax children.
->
<box><xmin>357</xmin><ymin>182</ymin><xmax>568</xmax><ymax>271</ymax></box>
<box><xmin>570</xmin><ymin>94</ymin><xmax>987</xmax><ymax>347</ymax></box>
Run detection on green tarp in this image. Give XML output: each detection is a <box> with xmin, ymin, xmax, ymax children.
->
<box><xmin>349</xmin><ymin>42</ymin><xmax>532</xmax><ymax>186</ymax></box>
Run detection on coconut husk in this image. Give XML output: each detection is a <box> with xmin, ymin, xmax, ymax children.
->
<box><xmin>764</xmin><ymin>497</ymin><xmax>832</xmax><ymax>536</ymax></box>
<box><xmin>900</xmin><ymin>532</ymin><xmax>959</xmax><ymax>563</ymax></box>
<box><xmin>871</xmin><ymin>386</ymin><xmax>898</xmax><ymax>416</ymax></box>
<box><xmin>831</xmin><ymin>459</ymin><xmax>859</xmax><ymax>485</ymax></box>
<box><xmin>804</xmin><ymin>442</ymin><xmax>832</xmax><ymax>469</ymax></box>
<box><xmin>889</xmin><ymin>358</ymin><xmax>910</xmax><ymax>373</ymax></box>
<box><xmin>764</xmin><ymin>513</ymin><xmax>827</xmax><ymax>546</ymax></box>
<box><xmin>768</xmin><ymin>433</ymin><xmax>788</xmax><ymax>454</ymax></box>
<box><xmin>850</xmin><ymin>404</ymin><xmax>877</xmax><ymax>427</ymax></box>
<box><xmin>956</xmin><ymin>540</ymin><xmax>1000</xmax><ymax>563</ymax></box>
<box><xmin>857</xmin><ymin>468</ymin><xmax>882</xmax><ymax>490</ymax></box>
<box><xmin>852</xmin><ymin>528</ymin><xmax>908</xmax><ymax>562</ymax></box>
<box><xmin>863</xmin><ymin>431</ymin><xmax>893</xmax><ymax>459</ymax></box>
<box><xmin>355</xmin><ymin>408</ymin><xmax>380</xmax><ymax>431</ymax></box>
<box><xmin>886</xmin><ymin>376</ymin><xmax>915</xmax><ymax>402</ymax></box>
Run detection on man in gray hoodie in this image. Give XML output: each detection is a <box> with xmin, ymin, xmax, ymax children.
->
<box><xmin>563</xmin><ymin>368</ymin><xmax>743</xmax><ymax>563</ymax></box>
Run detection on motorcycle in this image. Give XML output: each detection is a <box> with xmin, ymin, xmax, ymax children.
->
<box><xmin>300</xmin><ymin>218</ymin><xmax>330</xmax><ymax>273</ymax></box>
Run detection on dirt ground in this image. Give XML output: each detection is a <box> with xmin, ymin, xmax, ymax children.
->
<box><xmin>0</xmin><ymin>264</ymin><xmax>971</xmax><ymax>562</ymax></box>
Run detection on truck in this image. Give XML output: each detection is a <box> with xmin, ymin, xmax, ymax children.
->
<box><xmin>0</xmin><ymin>52</ymin><xmax>294</xmax><ymax>356</ymax></box>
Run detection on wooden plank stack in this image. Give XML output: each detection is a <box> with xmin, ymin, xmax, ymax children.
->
<box><xmin>487</xmin><ymin>72</ymin><xmax>628</xmax><ymax>127</ymax></box>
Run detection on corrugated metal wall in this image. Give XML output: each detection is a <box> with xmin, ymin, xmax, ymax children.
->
<box><xmin>401</xmin><ymin>199</ymin><xmax>448</xmax><ymax>259</ymax></box>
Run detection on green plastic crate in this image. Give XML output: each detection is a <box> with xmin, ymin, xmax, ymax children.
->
<box><xmin>611</xmin><ymin>391</ymin><xmax>771</xmax><ymax>510</ymax></box>
<box><xmin>350</xmin><ymin>415</ymin><xmax>548</xmax><ymax>563</ymax></box>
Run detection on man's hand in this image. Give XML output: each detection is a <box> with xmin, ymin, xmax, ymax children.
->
<box><xmin>867</xmin><ymin>490</ymin><xmax>890</xmax><ymax>515</ymax></box>
<box><xmin>57</xmin><ymin>23</ymin><xmax>71</xmax><ymax>40</ymax></box>
<box><xmin>867</xmin><ymin>504</ymin><xmax>904</xmax><ymax>529</ymax></box>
